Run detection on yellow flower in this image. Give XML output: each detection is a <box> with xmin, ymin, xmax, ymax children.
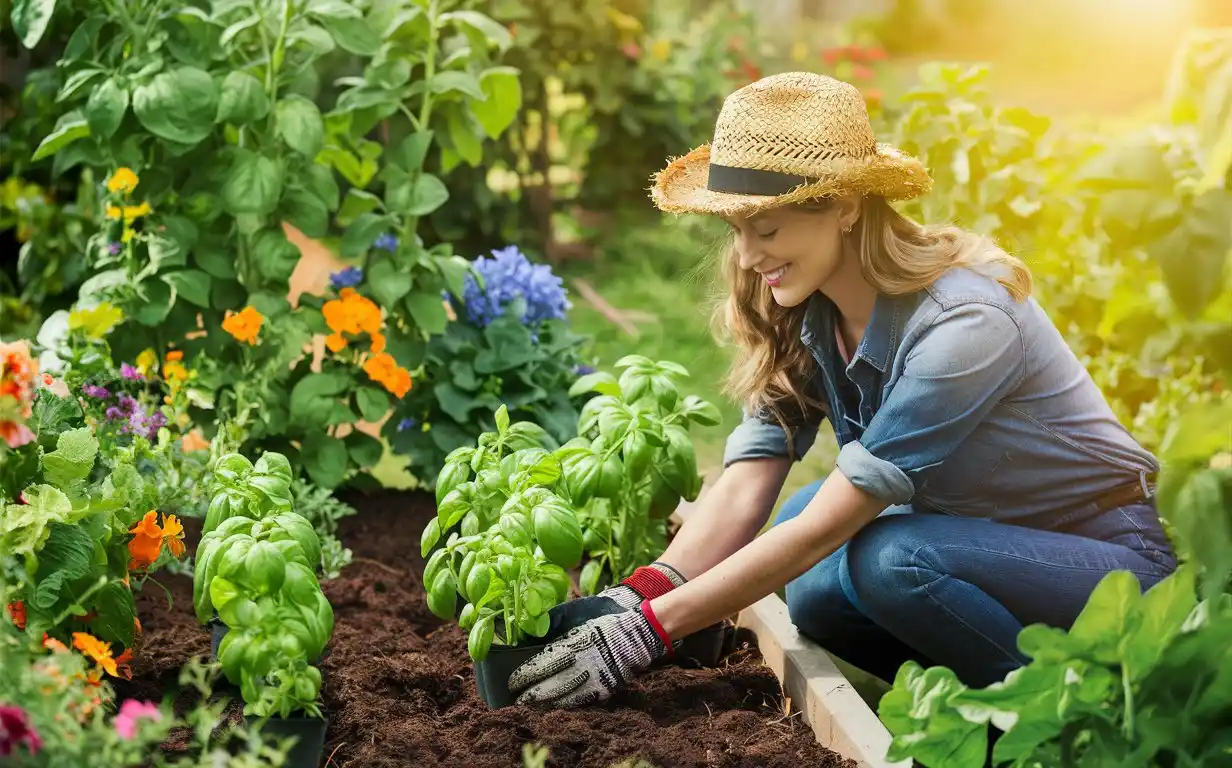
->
<box><xmin>136</xmin><ymin>348</ymin><xmax>157</xmax><ymax>376</ymax></box>
<box><xmin>651</xmin><ymin>39</ymin><xmax>671</xmax><ymax>61</ymax></box>
<box><xmin>106</xmin><ymin>201</ymin><xmax>151</xmax><ymax>220</ymax></box>
<box><xmin>163</xmin><ymin>361</ymin><xmax>188</xmax><ymax>382</ymax></box>
<box><xmin>68</xmin><ymin>302</ymin><xmax>124</xmax><ymax>340</ymax></box>
<box><xmin>121</xmin><ymin>226</ymin><xmax>136</xmax><ymax>243</ymax></box>
<box><xmin>106</xmin><ymin>168</ymin><xmax>139</xmax><ymax>195</ymax></box>
<box><xmin>72</xmin><ymin>632</ymin><xmax>119</xmax><ymax>677</ymax></box>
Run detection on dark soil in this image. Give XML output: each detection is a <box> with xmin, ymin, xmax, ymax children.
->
<box><xmin>116</xmin><ymin>490</ymin><xmax>855</xmax><ymax>768</ymax></box>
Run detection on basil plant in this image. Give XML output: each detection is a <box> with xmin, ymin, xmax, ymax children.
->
<box><xmin>564</xmin><ymin>356</ymin><xmax>719</xmax><ymax>593</ymax></box>
<box><xmin>193</xmin><ymin>450</ymin><xmax>335</xmax><ymax>718</ymax></box>
<box><xmin>421</xmin><ymin>406</ymin><xmax>579</xmax><ymax>661</ymax></box>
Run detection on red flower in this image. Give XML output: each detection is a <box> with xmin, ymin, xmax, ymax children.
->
<box><xmin>0</xmin><ymin>705</ymin><xmax>42</xmax><ymax>757</ymax></box>
<box><xmin>821</xmin><ymin>47</ymin><xmax>843</xmax><ymax>65</ymax></box>
<box><xmin>621</xmin><ymin>42</ymin><xmax>641</xmax><ymax>59</ymax></box>
<box><xmin>866</xmin><ymin>46</ymin><xmax>888</xmax><ymax>61</ymax></box>
<box><xmin>846</xmin><ymin>44</ymin><xmax>865</xmax><ymax>62</ymax></box>
<box><xmin>863</xmin><ymin>89</ymin><xmax>884</xmax><ymax>104</ymax></box>
<box><xmin>853</xmin><ymin>65</ymin><xmax>874</xmax><ymax>80</ymax></box>
<box><xmin>6</xmin><ymin>602</ymin><xmax>25</xmax><ymax>630</ymax></box>
<box><xmin>741</xmin><ymin>59</ymin><xmax>761</xmax><ymax>82</ymax></box>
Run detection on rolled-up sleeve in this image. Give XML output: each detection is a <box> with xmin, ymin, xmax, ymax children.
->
<box><xmin>723</xmin><ymin>409</ymin><xmax>820</xmax><ymax>467</ymax></box>
<box><xmin>838</xmin><ymin>302</ymin><xmax>1025</xmax><ymax>504</ymax></box>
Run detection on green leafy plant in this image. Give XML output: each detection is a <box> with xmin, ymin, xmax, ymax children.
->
<box><xmin>193</xmin><ymin>451</ymin><xmax>334</xmax><ymax>719</ymax></box>
<box><xmin>0</xmin><ymin>382</ymin><xmax>191</xmax><ymax>667</ymax></box>
<box><xmin>879</xmin><ymin>401</ymin><xmax>1232</xmax><ymax>768</ymax></box>
<box><xmin>419</xmin><ymin>406</ymin><xmax>578</xmax><ymax>660</ymax></box>
<box><xmin>563</xmin><ymin>355</ymin><xmax>717</xmax><ymax>592</ymax></box>
<box><xmin>15</xmin><ymin>0</ymin><xmax>524</xmax><ymax>490</ymax></box>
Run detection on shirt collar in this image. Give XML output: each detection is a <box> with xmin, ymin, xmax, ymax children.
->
<box><xmin>799</xmin><ymin>291</ymin><xmax>899</xmax><ymax>373</ymax></box>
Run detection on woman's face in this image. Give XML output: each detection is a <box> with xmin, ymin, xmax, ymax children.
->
<box><xmin>723</xmin><ymin>197</ymin><xmax>861</xmax><ymax>308</ymax></box>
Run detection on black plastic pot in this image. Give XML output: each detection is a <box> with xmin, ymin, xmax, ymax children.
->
<box><xmin>244</xmin><ymin>714</ymin><xmax>328</xmax><ymax>768</ymax></box>
<box><xmin>671</xmin><ymin>620</ymin><xmax>732</xmax><ymax>669</ymax></box>
<box><xmin>473</xmin><ymin>643</ymin><xmax>546</xmax><ymax>709</ymax></box>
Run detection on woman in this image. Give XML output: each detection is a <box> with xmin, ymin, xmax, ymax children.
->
<box><xmin>508</xmin><ymin>72</ymin><xmax>1175</xmax><ymax>708</ymax></box>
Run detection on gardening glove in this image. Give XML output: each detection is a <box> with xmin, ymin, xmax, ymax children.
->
<box><xmin>543</xmin><ymin>562</ymin><xmax>686</xmax><ymax>641</ymax></box>
<box><xmin>510</xmin><ymin>600</ymin><xmax>674</xmax><ymax>708</ymax></box>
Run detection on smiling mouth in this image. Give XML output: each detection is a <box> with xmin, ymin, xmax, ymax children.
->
<box><xmin>760</xmin><ymin>265</ymin><xmax>788</xmax><ymax>286</ymax></box>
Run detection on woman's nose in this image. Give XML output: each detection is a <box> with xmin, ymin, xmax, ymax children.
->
<box><xmin>735</xmin><ymin>237</ymin><xmax>762</xmax><ymax>271</ymax></box>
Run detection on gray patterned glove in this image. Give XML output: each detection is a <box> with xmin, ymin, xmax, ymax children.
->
<box><xmin>542</xmin><ymin>562</ymin><xmax>686</xmax><ymax>641</ymax></box>
<box><xmin>509</xmin><ymin>601</ymin><xmax>673</xmax><ymax>708</ymax></box>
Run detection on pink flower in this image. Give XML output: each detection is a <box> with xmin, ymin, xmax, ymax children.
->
<box><xmin>0</xmin><ymin>705</ymin><xmax>42</xmax><ymax>757</ymax></box>
<box><xmin>39</xmin><ymin>373</ymin><xmax>70</xmax><ymax>398</ymax></box>
<box><xmin>113</xmin><ymin>699</ymin><xmax>161</xmax><ymax>740</ymax></box>
<box><xmin>0</xmin><ymin>421</ymin><xmax>35</xmax><ymax>449</ymax></box>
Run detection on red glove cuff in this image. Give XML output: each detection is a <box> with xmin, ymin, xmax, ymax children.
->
<box><xmin>621</xmin><ymin>566</ymin><xmax>678</xmax><ymax>600</ymax></box>
<box><xmin>640</xmin><ymin>599</ymin><xmax>674</xmax><ymax>658</ymax></box>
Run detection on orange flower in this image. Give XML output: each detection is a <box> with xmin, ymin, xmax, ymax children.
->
<box><xmin>128</xmin><ymin>511</ymin><xmax>164</xmax><ymax>569</ymax></box>
<box><xmin>363</xmin><ymin>353</ymin><xmax>412</xmax><ymax>398</ymax></box>
<box><xmin>161</xmin><ymin>514</ymin><xmax>186</xmax><ymax>558</ymax></box>
<box><xmin>163</xmin><ymin>360</ymin><xmax>188</xmax><ymax>382</ymax></box>
<box><xmin>114</xmin><ymin>648</ymin><xmax>134</xmax><ymax>680</ymax></box>
<box><xmin>322</xmin><ymin>288</ymin><xmax>383</xmax><ymax>352</ymax></box>
<box><xmin>165</xmin><ymin>350</ymin><xmax>183</xmax><ymax>362</ymax></box>
<box><xmin>222</xmin><ymin>306</ymin><xmax>264</xmax><ymax>345</ymax></box>
<box><xmin>370</xmin><ymin>332</ymin><xmax>386</xmax><ymax>354</ymax></box>
<box><xmin>7</xmin><ymin>601</ymin><xmax>26</xmax><ymax>629</ymax></box>
<box><xmin>72</xmin><ymin>632</ymin><xmax>119</xmax><ymax>677</ymax></box>
<box><xmin>180</xmin><ymin>429</ymin><xmax>210</xmax><ymax>453</ymax></box>
<box><xmin>43</xmin><ymin>634</ymin><xmax>68</xmax><ymax>653</ymax></box>
<box><xmin>134</xmin><ymin>616</ymin><xmax>142</xmax><ymax>635</ymax></box>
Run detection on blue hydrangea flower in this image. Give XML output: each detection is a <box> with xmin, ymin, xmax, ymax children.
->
<box><xmin>373</xmin><ymin>233</ymin><xmax>399</xmax><ymax>252</ymax></box>
<box><xmin>573</xmin><ymin>364</ymin><xmax>596</xmax><ymax>376</ymax></box>
<box><xmin>462</xmin><ymin>246</ymin><xmax>570</xmax><ymax>329</ymax></box>
<box><xmin>330</xmin><ymin>266</ymin><xmax>364</xmax><ymax>289</ymax></box>
<box><xmin>397</xmin><ymin>417</ymin><xmax>419</xmax><ymax>432</ymax></box>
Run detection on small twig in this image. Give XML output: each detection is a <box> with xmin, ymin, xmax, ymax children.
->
<box><xmin>325</xmin><ymin>742</ymin><xmax>345</xmax><ymax>767</ymax></box>
<box><xmin>352</xmin><ymin>557</ymin><xmax>406</xmax><ymax>576</ymax></box>
<box><xmin>571</xmin><ymin>278</ymin><xmax>640</xmax><ymax>337</ymax></box>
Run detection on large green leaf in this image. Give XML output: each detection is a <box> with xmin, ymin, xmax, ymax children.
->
<box><xmin>472</xmin><ymin>67</ymin><xmax>521</xmax><ymax>138</ymax></box>
<box><xmin>85</xmin><ymin>77</ymin><xmax>129</xmax><ymax>139</ymax></box>
<box><xmin>368</xmin><ymin>258</ymin><xmax>413</xmax><ymax>307</ymax></box>
<box><xmin>275</xmin><ymin>95</ymin><xmax>325</xmax><ymax>157</ymax></box>
<box><xmin>404</xmin><ymin>291</ymin><xmax>449</xmax><ymax>335</ymax></box>
<box><xmin>447</xmin><ymin>109</ymin><xmax>483</xmax><ymax>166</ymax></box>
<box><xmin>163</xmin><ymin>269</ymin><xmax>213</xmax><ymax>308</ymax></box>
<box><xmin>216</xmin><ymin>70</ymin><xmax>269</xmax><ymax>124</ymax></box>
<box><xmin>0</xmin><ymin>485</ymin><xmax>75</xmax><ymax>557</ymax></box>
<box><xmin>355</xmin><ymin>387</ymin><xmax>390</xmax><ymax>422</ymax></box>
<box><xmin>290</xmin><ymin>372</ymin><xmax>353</xmax><ymax>429</ymax></box>
<box><xmin>430</xmin><ymin>71</ymin><xmax>484</xmax><ymax>100</ymax></box>
<box><xmin>90</xmin><ymin>581</ymin><xmax>137</xmax><ymax>648</ymax></box>
<box><xmin>11</xmin><ymin>0</ymin><xmax>57</xmax><ymax>48</ymax></box>
<box><xmin>40</xmin><ymin>427</ymin><xmax>98</xmax><ymax>490</ymax></box>
<box><xmin>340</xmin><ymin>212</ymin><xmax>391</xmax><ymax>258</ymax></box>
<box><xmin>281</xmin><ymin>186</ymin><xmax>329</xmax><ymax>238</ymax></box>
<box><xmin>301</xmin><ymin>432</ymin><xmax>349</xmax><ymax>488</ymax></box>
<box><xmin>222</xmin><ymin>149</ymin><xmax>282</xmax><ymax>215</ymax></box>
<box><xmin>318</xmin><ymin>15</ymin><xmax>380</xmax><ymax>55</ymax></box>
<box><xmin>31</xmin><ymin>523</ymin><xmax>95</xmax><ymax>610</ymax></box>
<box><xmin>439</xmin><ymin>10</ymin><xmax>512</xmax><ymax>51</ymax></box>
<box><xmin>345</xmin><ymin>430</ymin><xmax>382</xmax><ymax>468</ymax></box>
<box><xmin>251</xmin><ymin>228</ymin><xmax>301</xmax><ymax>283</ymax></box>
<box><xmin>475</xmin><ymin>319</ymin><xmax>536</xmax><ymax>373</ymax></box>
<box><xmin>32</xmin><ymin>111</ymin><xmax>90</xmax><ymax>161</ymax></box>
<box><xmin>405</xmin><ymin>174</ymin><xmax>449</xmax><ymax>216</ymax></box>
<box><xmin>132</xmin><ymin>67</ymin><xmax>218</xmax><ymax>145</ymax></box>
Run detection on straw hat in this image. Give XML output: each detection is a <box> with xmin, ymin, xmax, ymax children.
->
<box><xmin>650</xmin><ymin>71</ymin><xmax>932</xmax><ymax>217</ymax></box>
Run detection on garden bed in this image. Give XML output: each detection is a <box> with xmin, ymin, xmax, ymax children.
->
<box><xmin>116</xmin><ymin>490</ymin><xmax>855</xmax><ymax>768</ymax></box>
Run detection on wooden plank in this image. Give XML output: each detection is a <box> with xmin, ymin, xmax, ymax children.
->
<box><xmin>673</xmin><ymin>488</ymin><xmax>904</xmax><ymax>768</ymax></box>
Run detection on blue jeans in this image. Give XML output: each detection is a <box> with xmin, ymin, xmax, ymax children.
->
<box><xmin>773</xmin><ymin>481</ymin><xmax>1177</xmax><ymax>688</ymax></box>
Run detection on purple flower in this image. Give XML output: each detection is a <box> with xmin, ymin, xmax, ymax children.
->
<box><xmin>330</xmin><ymin>266</ymin><xmax>364</xmax><ymax>289</ymax></box>
<box><xmin>574</xmin><ymin>364</ymin><xmax>596</xmax><ymax>376</ymax></box>
<box><xmin>82</xmin><ymin>384</ymin><xmax>110</xmax><ymax>399</ymax></box>
<box><xmin>373</xmin><ymin>233</ymin><xmax>399</xmax><ymax>252</ymax></box>
<box><xmin>397</xmin><ymin>417</ymin><xmax>418</xmax><ymax>432</ymax></box>
<box><xmin>462</xmin><ymin>246</ymin><xmax>570</xmax><ymax>330</ymax></box>
<box><xmin>104</xmin><ymin>394</ymin><xmax>165</xmax><ymax>439</ymax></box>
<box><xmin>120</xmin><ymin>363</ymin><xmax>144</xmax><ymax>381</ymax></box>
<box><xmin>107</xmin><ymin>242</ymin><xmax>123</xmax><ymax>256</ymax></box>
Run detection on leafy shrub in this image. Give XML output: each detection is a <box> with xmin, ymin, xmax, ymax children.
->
<box><xmin>388</xmin><ymin>245</ymin><xmax>587</xmax><ymax>484</ymax></box>
<box><xmin>13</xmin><ymin>0</ymin><xmax>524</xmax><ymax>490</ymax></box>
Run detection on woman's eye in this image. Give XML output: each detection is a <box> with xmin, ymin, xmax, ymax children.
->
<box><xmin>757</xmin><ymin>229</ymin><xmax>778</xmax><ymax>240</ymax></box>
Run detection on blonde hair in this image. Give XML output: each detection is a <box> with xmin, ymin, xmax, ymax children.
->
<box><xmin>711</xmin><ymin>195</ymin><xmax>1032</xmax><ymax>440</ymax></box>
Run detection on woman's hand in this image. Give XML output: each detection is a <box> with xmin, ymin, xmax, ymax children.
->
<box><xmin>542</xmin><ymin>562</ymin><xmax>686</xmax><ymax>641</ymax></box>
<box><xmin>508</xmin><ymin>602</ymin><xmax>670</xmax><ymax>708</ymax></box>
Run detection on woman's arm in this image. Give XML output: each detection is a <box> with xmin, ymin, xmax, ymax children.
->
<box><xmin>650</xmin><ymin>467</ymin><xmax>888</xmax><ymax>640</ymax></box>
<box><xmin>655</xmin><ymin>456</ymin><xmax>794</xmax><ymax>580</ymax></box>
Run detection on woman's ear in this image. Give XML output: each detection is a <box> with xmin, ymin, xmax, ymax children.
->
<box><xmin>835</xmin><ymin>195</ymin><xmax>862</xmax><ymax>234</ymax></box>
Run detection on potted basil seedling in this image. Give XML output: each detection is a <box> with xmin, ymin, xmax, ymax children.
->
<box><xmin>194</xmin><ymin>468</ymin><xmax>335</xmax><ymax>766</ymax></box>
<box><xmin>422</xmin><ymin>411</ymin><xmax>582</xmax><ymax>707</ymax></box>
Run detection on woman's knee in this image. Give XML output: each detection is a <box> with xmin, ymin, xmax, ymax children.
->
<box><xmin>845</xmin><ymin>513</ymin><xmax>935</xmax><ymax>607</ymax></box>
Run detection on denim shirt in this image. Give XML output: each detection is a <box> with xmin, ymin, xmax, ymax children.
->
<box><xmin>723</xmin><ymin>268</ymin><xmax>1160</xmax><ymax>528</ymax></box>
